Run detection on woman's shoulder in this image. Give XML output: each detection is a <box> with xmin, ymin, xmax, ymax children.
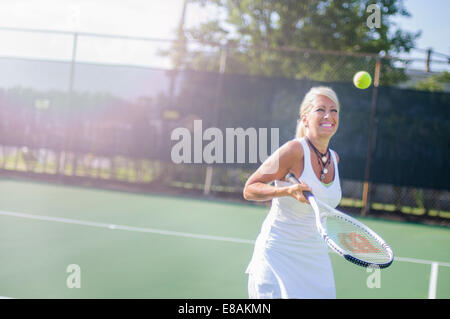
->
<box><xmin>331</xmin><ymin>149</ymin><xmax>340</xmax><ymax>163</ymax></box>
<box><xmin>281</xmin><ymin>138</ymin><xmax>304</xmax><ymax>159</ymax></box>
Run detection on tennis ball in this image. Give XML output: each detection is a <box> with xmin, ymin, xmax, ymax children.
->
<box><xmin>353</xmin><ymin>71</ymin><xmax>372</xmax><ymax>89</ymax></box>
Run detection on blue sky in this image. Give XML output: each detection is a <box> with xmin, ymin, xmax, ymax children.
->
<box><xmin>391</xmin><ymin>0</ymin><xmax>449</xmax><ymax>56</ymax></box>
<box><xmin>0</xmin><ymin>0</ymin><xmax>448</xmax><ymax>71</ymax></box>
<box><xmin>390</xmin><ymin>0</ymin><xmax>450</xmax><ymax>71</ymax></box>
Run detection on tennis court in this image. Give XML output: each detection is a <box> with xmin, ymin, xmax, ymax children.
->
<box><xmin>1</xmin><ymin>177</ymin><xmax>449</xmax><ymax>299</ymax></box>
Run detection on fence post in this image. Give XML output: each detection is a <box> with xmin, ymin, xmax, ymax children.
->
<box><xmin>204</xmin><ymin>45</ymin><xmax>227</xmax><ymax>195</ymax></box>
<box><xmin>58</xmin><ymin>32</ymin><xmax>78</xmax><ymax>177</ymax></box>
<box><xmin>68</xmin><ymin>32</ymin><xmax>78</xmax><ymax>176</ymax></box>
<box><xmin>425</xmin><ymin>48</ymin><xmax>432</xmax><ymax>73</ymax></box>
<box><xmin>361</xmin><ymin>57</ymin><xmax>381</xmax><ymax>216</ymax></box>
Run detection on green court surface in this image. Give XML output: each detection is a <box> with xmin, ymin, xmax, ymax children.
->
<box><xmin>0</xmin><ymin>178</ymin><xmax>449</xmax><ymax>299</ymax></box>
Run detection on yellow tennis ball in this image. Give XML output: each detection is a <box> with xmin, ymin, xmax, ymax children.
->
<box><xmin>353</xmin><ymin>71</ymin><xmax>372</xmax><ymax>89</ymax></box>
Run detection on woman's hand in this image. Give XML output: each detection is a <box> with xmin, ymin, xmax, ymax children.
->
<box><xmin>285</xmin><ymin>181</ymin><xmax>312</xmax><ymax>204</ymax></box>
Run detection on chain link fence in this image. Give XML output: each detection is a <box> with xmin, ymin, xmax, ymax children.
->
<box><xmin>0</xmin><ymin>27</ymin><xmax>449</xmax><ymax>225</ymax></box>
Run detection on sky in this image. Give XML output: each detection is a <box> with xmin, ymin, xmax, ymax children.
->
<box><xmin>390</xmin><ymin>0</ymin><xmax>449</xmax><ymax>71</ymax></box>
<box><xmin>391</xmin><ymin>0</ymin><xmax>449</xmax><ymax>55</ymax></box>
<box><xmin>0</xmin><ymin>0</ymin><xmax>448</xmax><ymax>71</ymax></box>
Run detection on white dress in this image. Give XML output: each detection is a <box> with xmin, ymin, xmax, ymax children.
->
<box><xmin>245</xmin><ymin>137</ymin><xmax>342</xmax><ymax>299</ymax></box>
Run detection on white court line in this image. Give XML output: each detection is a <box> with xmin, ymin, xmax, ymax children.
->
<box><xmin>428</xmin><ymin>262</ymin><xmax>439</xmax><ymax>299</ymax></box>
<box><xmin>0</xmin><ymin>210</ymin><xmax>254</xmax><ymax>245</ymax></box>
<box><xmin>0</xmin><ymin>209</ymin><xmax>449</xmax><ymax>267</ymax></box>
<box><xmin>395</xmin><ymin>256</ymin><xmax>450</xmax><ymax>268</ymax></box>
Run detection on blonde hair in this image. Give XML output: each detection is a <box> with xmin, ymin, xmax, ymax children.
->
<box><xmin>295</xmin><ymin>86</ymin><xmax>340</xmax><ymax>139</ymax></box>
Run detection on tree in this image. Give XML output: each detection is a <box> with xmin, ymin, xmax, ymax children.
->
<box><xmin>179</xmin><ymin>0</ymin><xmax>420</xmax><ymax>85</ymax></box>
<box><xmin>412</xmin><ymin>71</ymin><xmax>450</xmax><ymax>92</ymax></box>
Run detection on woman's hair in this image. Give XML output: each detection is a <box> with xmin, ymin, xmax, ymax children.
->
<box><xmin>295</xmin><ymin>86</ymin><xmax>340</xmax><ymax>139</ymax></box>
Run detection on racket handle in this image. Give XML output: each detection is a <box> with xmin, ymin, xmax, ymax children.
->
<box><xmin>285</xmin><ymin>173</ymin><xmax>314</xmax><ymax>199</ymax></box>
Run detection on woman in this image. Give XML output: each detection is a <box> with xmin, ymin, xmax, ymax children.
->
<box><xmin>243</xmin><ymin>86</ymin><xmax>342</xmax><ymax>299</ymax></box>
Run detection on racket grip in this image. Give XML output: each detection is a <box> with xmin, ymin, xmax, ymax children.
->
<box><xmin>303</xmin><ymin>190</ymin><xmax>314</xmax><ymax>199</ymax></box>
<box><xmin>285</xmin><ymin>173</ymin><xmax>314</xmax><ymax>199</ymax></box>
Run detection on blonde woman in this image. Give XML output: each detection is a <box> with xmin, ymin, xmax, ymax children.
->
<box><xmin>243</xmin><ymin>86</ymin><xmax>342</xmax><ymax>299</ymax></box>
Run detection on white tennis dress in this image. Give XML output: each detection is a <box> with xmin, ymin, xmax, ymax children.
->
<box><xmin>245</xmin><ymin>137</ymin><xmax>342</xmax><ymax>299</ymax></box>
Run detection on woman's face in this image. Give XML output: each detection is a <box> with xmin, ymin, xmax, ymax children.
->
<box><xmin>303</xmin><ymin>95</ymin><xmax>339</xmax><ymax>138</ymax></box>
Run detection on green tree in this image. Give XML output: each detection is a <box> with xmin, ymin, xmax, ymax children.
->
<box><xmin>412</xmin><ymin>71</ymin><xmax>450</xmax><ymax>92</ymax></box>
<box><xmin>180</xmin><ymin>0</ymin><xmax>420</xmax><ymax>85</ymax></box>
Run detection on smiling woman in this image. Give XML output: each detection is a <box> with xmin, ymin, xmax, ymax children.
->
<box><xmin>296</xmin><ymin>87</ymin><xmax>340</xmax><ymax>141</ymax></box>
<box><xmin>243</xmin><ymin>86</ymin><xmax>343</xmax><ymax>299</ymax></box>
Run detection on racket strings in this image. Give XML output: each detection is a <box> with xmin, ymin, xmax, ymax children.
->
<box><xmin>323</xmin><ymin>215</ymin><xmax>391</xmax><ymax>264</ymax></box>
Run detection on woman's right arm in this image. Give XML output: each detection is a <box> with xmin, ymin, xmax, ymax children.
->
<box><xmin>243</xmin><ymin>140</ymin><xmax>311</xmax><ymax>203</ymax></box>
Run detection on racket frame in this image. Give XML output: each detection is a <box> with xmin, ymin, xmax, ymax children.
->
<box><xmin>285</xmin><ymin>173</ymin><xmax>394</xmax><ymax>269</ymax></box>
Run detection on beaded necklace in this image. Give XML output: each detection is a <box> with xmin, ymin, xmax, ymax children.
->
<box><xmin>305</xmin><ymin>137</ymin><xmax>331</xmax><ymax>181</ymax></box>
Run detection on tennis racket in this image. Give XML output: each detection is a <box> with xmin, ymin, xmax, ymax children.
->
<box><xmin>285</xmin><ymin>172</ymin><xmax>394</xmax><ymax>269</ymax></box>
